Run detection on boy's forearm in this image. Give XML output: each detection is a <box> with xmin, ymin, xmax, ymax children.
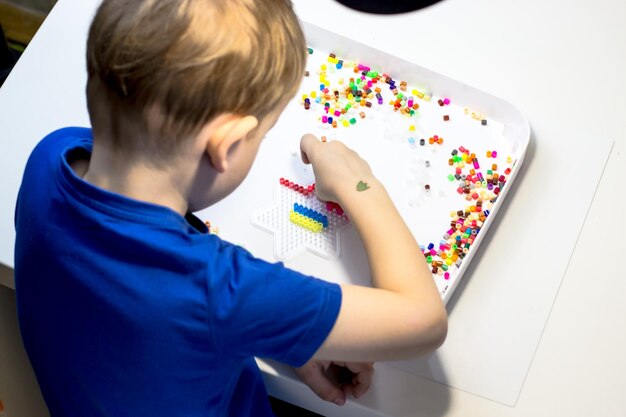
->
<box><xmin>337</xmin><ymin>179</ymin><xmax>438</xmax><ymax>301</ymax></box>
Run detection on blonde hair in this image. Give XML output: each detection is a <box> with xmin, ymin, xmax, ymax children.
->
<box><xmin>86</xmin><ymin>0</ymin><xmax>305</xmax><ymax>159</ymax></box>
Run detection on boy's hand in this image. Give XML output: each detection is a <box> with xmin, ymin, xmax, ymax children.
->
<box><xmin>294</xmin><ymin>359</ymin><xmax>374</xmax><ymax>406</ymax></box>
<box><xmin>300</xmin><ymin>134</ymin><xmax>375</xmax><ymax>205</ymax></box>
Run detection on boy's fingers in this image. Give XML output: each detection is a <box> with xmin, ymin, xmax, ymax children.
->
<box><xmin>296</xmin><ymin>361</ymin><xmax>346</xmax><ymax>406</ymax></box>
<box><xmin>303</xmin><ymin>368</ymin><xmax>345</xmax><ymax>405</ymax></box>
<box><xmin>300</xmin><ymin>133</ymin><xmax>320</xmax><ymax>165</ymax></box>
<box><xmin>344</xmin><ymin>362</ymin><xmax>374</xmax><ymax>398</ymax></box>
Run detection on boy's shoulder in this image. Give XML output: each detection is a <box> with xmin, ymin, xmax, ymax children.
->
<box><xmin>37</xmin><ymin>126</ymin><xmax>92</xmax><ymax>148</ymax></box>
<box><xmin>27</xmin><ymin>127</ymin><xmax>93</xmax><ymax>166</ymax></box>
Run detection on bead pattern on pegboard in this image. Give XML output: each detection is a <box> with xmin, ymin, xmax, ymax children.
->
<box><xmin>251</xmin><ymin>179</ymin><xmax>350</xmax><ymax>260</ymax></box>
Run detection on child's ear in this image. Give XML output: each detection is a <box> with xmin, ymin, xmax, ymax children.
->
<box><xmin>204</xmin><ymin>115</ymin><xmax>259</xmax><ymax>173</ymax></box>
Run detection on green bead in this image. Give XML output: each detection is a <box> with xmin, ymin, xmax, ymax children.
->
<box><xmin>426</xmin><ymin>256</ymin><xmax>432</xmax><ymax>264</ymax></box>
<box><xmin>307</xmin><ymin>47</ymin><xmax>313</xmax><ymax>54</ymax></box>
<box><xmin>448</xmin><ymin>174</ymin><xmax>455</xmax><ymax>181</ymax></box>
<box><xmin>442</xmin><ymin>264</ymin><xmax>448</xmax><ymax>271</ymax></box>
<box><xmin>349</xmin><ymin>118</ymin><xmax>357</xmax><ymax>124</ymax></box>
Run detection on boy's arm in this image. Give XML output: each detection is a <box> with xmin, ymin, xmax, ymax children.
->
<box><xmin>300</xmin><ymin>134</ymin><xmax>448</xmax><ymax>363</ymax></box>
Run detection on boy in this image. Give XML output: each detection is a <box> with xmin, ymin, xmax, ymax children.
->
<box><xmin>14</xmin><ymin>0</ymin><xmax>447</xmax><ymax>416</ymax></box>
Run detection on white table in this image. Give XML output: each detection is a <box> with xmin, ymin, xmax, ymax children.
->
<box><xmin>1</xmin><ymin>0</ymin><xmax>625</xmax><ymax>416</ymax></box>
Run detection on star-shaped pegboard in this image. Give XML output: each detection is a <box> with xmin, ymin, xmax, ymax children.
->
<box><xmin>251</xmin><ymin>179</ymin><xmax>350</xmax><ymax>261</ymax></box>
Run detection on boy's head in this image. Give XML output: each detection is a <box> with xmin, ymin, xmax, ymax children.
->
<box><xmin>86</xmin><ymin>0</ymin><xmax>306</xmax><ymax>163</ymax></box>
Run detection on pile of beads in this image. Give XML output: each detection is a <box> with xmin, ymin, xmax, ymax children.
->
<box><xmin>448</xmin><ymin>146</ymin><xmax>510</xmax><ymax>200</ymax></box>
<box><xmin>302</xmin><ymin>50</ymin><xmax>431</xmax><ymax>129</ymax></box>
<box><xmin>421</xmin><ymin>204</ymin><xmax>490</xmax><ymax>280</ymax></box>
<box><xmin>421</xmin><ymin>146</ymin><xmax>515</xmax><ymax>280</ymax></box>
<box><xmin>290</xmin><ymin>203</ymin><xmax>328</xmax><ymax>233</ymax></box>
<box><xmin>279</xmin><ymin>177</ymin><xmax>315</xmax><ymax>197</ymax></box>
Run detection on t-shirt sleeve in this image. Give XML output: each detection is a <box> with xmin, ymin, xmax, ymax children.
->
<box><xmin>206</xmin><ymin>238</ymin><xmax>342</xmax><ymax>367</ymax></box>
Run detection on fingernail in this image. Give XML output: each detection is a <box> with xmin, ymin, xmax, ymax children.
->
<box><xmin>334</xmin><ymin>398</ymin><xmax>345</xmax><ymax>406</ymax></box>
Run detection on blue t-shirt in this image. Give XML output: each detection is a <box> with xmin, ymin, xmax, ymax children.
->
<box><xmin>14</xmin><ymin>127</ymin><xmax>342</xmax><ymax>417</ymax></box>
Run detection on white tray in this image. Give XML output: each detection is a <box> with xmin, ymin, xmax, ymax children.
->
<box><xmin>199</xmin><ymin>22</ymin><xmax>530</xmax><ymax>305</ymax></box>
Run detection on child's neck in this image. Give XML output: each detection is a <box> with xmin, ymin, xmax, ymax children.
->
<box><xmin>75</xmin><ymin>142</ymin><xmax>196</xmax><ymax>216</ymax></box>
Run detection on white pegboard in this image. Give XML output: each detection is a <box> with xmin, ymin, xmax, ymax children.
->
<box><xmin>252</xmin><ymin>182</ymin><xmax>350</xmax><ymax>260</ymax></box>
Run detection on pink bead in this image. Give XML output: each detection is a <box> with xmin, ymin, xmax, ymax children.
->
<box><xmin>492</xmin><ymin>150</ymin><xmax>498</xmax><ymax>158</ymax></box>
<box><xmin>322</xmin><ymin>116</ymin><xmax>328</xmax><ymax>123</ymax></box>
<box><xmin>444</xmin><ymin>272</ymin><xmax>450</xmax><ymax>280</ymax></box>
<box><xmin>443</xmin><ymin>98</ymin><xmax>450</xmax><ymax>105</ymax></box>
<box><xmin>334</xmin><ymin>110</ymin><xmax>341</xmax><ymax>117</ymax></box>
